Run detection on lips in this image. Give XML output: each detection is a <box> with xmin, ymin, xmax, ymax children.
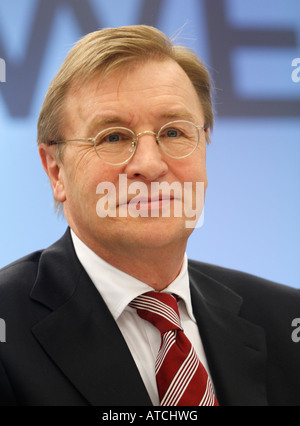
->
<box><xmin>136</xmin><ymin>196</ymin><xmax>175</xmax><ymax>211</ymax></box>
<box><xmin>117</xmin><ymin>194</ymin><xmax>177</xmax><ymax>208</ymax></box>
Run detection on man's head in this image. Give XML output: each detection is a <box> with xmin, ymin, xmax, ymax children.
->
<box><xmin>38</xmin><ymin>25</ymin><xmax>214</xmax><ymax>264</ymax></box>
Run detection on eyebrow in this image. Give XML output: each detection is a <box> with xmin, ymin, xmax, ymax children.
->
<box><xmin>159</xmin><ymin>111</ymin><xmax>197</xmax><ymax>122</ymax></box>
<box><xmin>85</xmin><ymin>115</ymin><xmax>127</xmax><ymax>136</ymax></box>
<box><xmin>85</xmin><ymin>110</ymin><xmax>199</xmax><ymax>136</ymax></box>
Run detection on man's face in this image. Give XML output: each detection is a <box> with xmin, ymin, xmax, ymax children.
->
<box><xmin>44</xmin><ymin>59</ymin><xmax>208</xmax><ymax>256</ymax></box>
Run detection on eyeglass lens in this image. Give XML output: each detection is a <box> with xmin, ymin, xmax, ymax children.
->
<box><xmin>94</xmin><ymin>121</ymin><xmax>200</xmax><ymax>164</ymax></box>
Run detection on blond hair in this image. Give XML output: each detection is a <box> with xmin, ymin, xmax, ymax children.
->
<box><xmin>37</xmin><ymin>25</ymin><xmax>214</xmax><ymax>152</ymax></box>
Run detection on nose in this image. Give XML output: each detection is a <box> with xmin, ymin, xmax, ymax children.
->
<box><xmin>124</xmin><ymin>131</ymin><xmax>168</xmax><ymax>181</ymax></box>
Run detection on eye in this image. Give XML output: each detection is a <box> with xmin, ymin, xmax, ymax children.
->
<box><xmin>166</xmin><ymin>129</ymin><xmax>180</xmax><ymax>138</ymax></box>
<box><xmin>107</xmin><ymin>133</ymin><xmax>121</xmax><ymax>143</ymax></box>
<box><xmin>96</xmin><ymin>129</ymin><xmax>133</xmax><ymax>145</ymax></box>
<box><xmin>161</xmin><ymin>127</ymin><xmax>184</xmax><ymax>140</ymax></box>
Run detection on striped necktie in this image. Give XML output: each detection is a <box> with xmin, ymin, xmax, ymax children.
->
<box><xmin>130</xmin><ymin>291</ymin><xmax>218</xmax><ymax>406</ymax></box>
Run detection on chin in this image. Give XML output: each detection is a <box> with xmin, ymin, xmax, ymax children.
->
<box><xmin>121</xmin><ymin>217</ymin><xmax>191</xmax><ymax>248</ymax></box>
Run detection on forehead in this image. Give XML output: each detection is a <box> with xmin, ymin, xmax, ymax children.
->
<box><xmin>64</xmin><ymin>60</ymin><xmax>204</xmax><ymax>133</ymax></box>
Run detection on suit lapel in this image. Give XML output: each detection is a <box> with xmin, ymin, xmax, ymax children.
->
<box><xmin>30</xmin><ymin>229</ymin><xmax>152</xmax><ymax>406</ymax></box>
<box><xmin>189</xmin><ymin>263</ymin><xmax>268</xmax><ymax>406</ymax></box>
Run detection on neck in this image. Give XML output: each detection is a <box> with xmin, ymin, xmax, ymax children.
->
<box><xmin>72</xmin><ymin>229</ymin><xmax>187</xmax><ymax>291</ymax></box>
<box><xmin>106</xmin><ymin>246</ymin><xmax>186</xmax><ymax>291</ymax></box>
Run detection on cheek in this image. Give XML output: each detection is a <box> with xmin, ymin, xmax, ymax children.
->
<box><xmin>192</xmin><ymin>149</ymin><xmax>208</xmax><ymax>187</ymax></box>
<box><xmin>61</xmin><ymin>155</ymin><xmax>97</xmax><ymax>203</ymax></box>
<box><xmin>64</xmin><ymin>154</ymin><xmax>124</xmax><ymax>208</ymax></box>
<box><xmin>172</xmin><ymin>155</ymin><xmax>207</xmax><ymax>186</ymax></box>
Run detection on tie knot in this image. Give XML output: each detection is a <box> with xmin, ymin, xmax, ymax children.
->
<box><xmin>130</xmin><ymin>291</ymin><xmax>182</xmax><ymax>334</ymax></box>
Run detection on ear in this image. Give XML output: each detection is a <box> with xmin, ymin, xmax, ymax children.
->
<box><xmin>203</xmin><ymin>129</ymin><xmax>209</xmax><ymax>190</ymax></box>
<box><xmin>205</xmin><ymin>128</ymin><xmax>210</xmax><ymax>143</ymax></box>
<box><xmin>38</xmin><ymin>143</ymin><xmax>66</xmax><ymax>203</ymax></box>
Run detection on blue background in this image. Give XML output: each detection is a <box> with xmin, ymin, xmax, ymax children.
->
<box><xmin>0</xmin><ymin>0</ymin><xmax>299</xmax><ymax>288</ymax></box>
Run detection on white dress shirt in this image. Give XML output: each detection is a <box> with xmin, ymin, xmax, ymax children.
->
<box><xmin>71</xmin><ymin>230</ymin><xmax>212</xmax><ymax>406</ymax></box>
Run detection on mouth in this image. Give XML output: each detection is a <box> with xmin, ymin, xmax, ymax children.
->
<box><xmin>134</xmin><ymin>196</ymin><xmax>175</xmax><ymax>211</ymax></box>
<box><xmin>118</xmin><ymin>194</ymin><xmax>175</xmax><ymax>206</ymax></box>
<box><xmin>117</xmin><ymin>194</ymin><xmax>181</xmax><ymax>214</ymax></box>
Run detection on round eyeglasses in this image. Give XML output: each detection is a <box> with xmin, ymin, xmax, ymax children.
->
<box><xmin>48</xmin><ymin>120</ymin><xmax>206</xmax><ymax>166</ymax></box>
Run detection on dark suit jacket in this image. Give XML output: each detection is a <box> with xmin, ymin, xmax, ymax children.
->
<box><xmin>0</xmin><ymin>228</ymin><xmax>299</xmax><ymax>406</ymax></box>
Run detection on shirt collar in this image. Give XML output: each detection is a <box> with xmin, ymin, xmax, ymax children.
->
<box><xmin>71</xmin><ymin>230</ymin><xmax>195</xmax><ymax>322</ymax></box>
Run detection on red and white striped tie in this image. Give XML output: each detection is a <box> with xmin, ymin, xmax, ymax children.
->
<box><xmin>130</xmin><ymin>291</ymin><xmax>218</xmax><ymax>406</ymax></box>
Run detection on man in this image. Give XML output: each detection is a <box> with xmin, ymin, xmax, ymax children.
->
<box><xmin>0</xmin><ymin>25</ymin><xmax>299</xmax><ymax>406</ymax></box>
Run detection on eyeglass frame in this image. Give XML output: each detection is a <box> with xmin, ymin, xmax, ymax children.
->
<box><xmin>48</xmin><ymin>120</ymin><xmax>207</xmax><ymax>166</ymax></box>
